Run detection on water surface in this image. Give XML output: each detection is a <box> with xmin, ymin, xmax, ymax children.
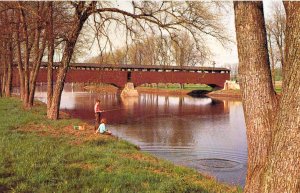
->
<box><xmin>34</xmin><ymin>84</ymin><xmax>247</xmax><ymax>186</ymax></box>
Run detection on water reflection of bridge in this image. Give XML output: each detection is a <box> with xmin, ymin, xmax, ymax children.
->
<box><xmin>35</xmin><ymin>83</ymin><xmax>231</xmax><ymax>146</ymax></box>
<box><xmin>37</xmin><ymin>84</ymin><xmax>229</xmax><ymax>122</ymax></box>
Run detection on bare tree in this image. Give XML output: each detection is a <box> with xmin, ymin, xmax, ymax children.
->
<box><xmin>234</xmin><ymin>1</ymin><xmax>299</xmax><ymax>192</ymax></box>
<box><xmin>266</xmin><ymin>23</ymin><xmax>276</xmax><ymax>86</ymax></box>
<box><xmin>27</xmin><ymin>2</ymin><xmax>48</xmax><ymax>107</ymax></box>
<box><xmin>88</xmin><ymin>33</ymin><xmax>209</xmax><ymax>67</ymax></box>
<box><xmin>47</xmin><ymin>2</ymin><xmax>95</xmax><ymax>119</ymax></box>
<box><xmin>47</xmin><ymin>1</ymin><xmax>227</xmax><ymax>119</ymax></box>
<box><xmin>0</xmin><ymin>5</ymin><xmax>14</xmax><ymax>97</ymax></box>
<box><xmin>46</xmin><ymin>1</ymin><xmax>54</xmax><ymax>115</ymax></box>
<box><xmin>171</xmin><ymin>32</ymin><xmax>209</xmax><ymax>67</ymax></box>
<box><xmin>1</xmin><ymin>2</ymin><xmax>49</xmax><ymax>106</ymax></box>
<box><xmin>126</xmin><ymin>36</ymin><xmax>171</xmax><ymax>66</ymax></box>
<box><xmin>0</xmin><ymin>1</ymin><xmax>229</xmax><ymax>118</ymax></box>
<box><xmin>266</xmin><ymin>2</ymin><xmax>286</xmax><ymax>82</ymax></box>
<box><xmin>0</xmin><ymin>2</ymin><xmax>74</xmax><ymax>107</ymax></box>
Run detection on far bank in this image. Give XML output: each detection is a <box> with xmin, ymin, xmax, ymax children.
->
<box><xmin>83</xmin><ymin>83</ymin><xmax>242</xmax><ymax>98</ymax></box>
<box><xmin>83</xmin><ymin>81</ymin><xmax>282</xmax><ymax>98</ymax></box>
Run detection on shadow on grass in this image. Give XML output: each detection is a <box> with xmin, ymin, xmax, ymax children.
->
<box><xmin>87</xmin><ymin>138</ymin><xmax>140</xmax><ymax>150</ymax></box>
<box><xmin>87</xmin><ymin>138</ymin><xmax>114</xmax><ymax>146</ymax></box>
<box><xmin>0</xmin><ymin>185</ymin><xmax>10</xmax><ymax>192</ymax></box>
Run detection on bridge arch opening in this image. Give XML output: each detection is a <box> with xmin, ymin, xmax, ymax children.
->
<box><xmin>127</xmin><ymin>71</ymin><xmax>132</xmax><ymax>82</ymax></box>
<box><xmin>207</xmin><ymin>84</ymin><xmax>223</xmax><ymax>90</ymax></box>
<box><xmin>137</xmin><ymin>83</ymin><xmax>214</xmax><ymax>89</ymax></box>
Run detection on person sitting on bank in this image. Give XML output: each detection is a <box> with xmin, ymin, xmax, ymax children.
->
<box><xmin>96</xmin><ymin>118</ymin><xmax>112</xmax><ymax>135</ymax></box>
<box><xmin>94</xmin><ymin>99</ymin><xmax>103</xmax><ymax>131</ymax></box>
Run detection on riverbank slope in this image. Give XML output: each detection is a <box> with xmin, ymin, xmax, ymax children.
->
<box><xmin>0</xmin><ymin>98</ymin><xmax>241</xmax><ymax>192</ymax></box>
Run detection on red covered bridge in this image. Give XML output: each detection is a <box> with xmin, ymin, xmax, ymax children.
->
<box><xmin>12</xmin><ymin>63</ymin><xmax>230</xmax><ymax>89</ymax></box>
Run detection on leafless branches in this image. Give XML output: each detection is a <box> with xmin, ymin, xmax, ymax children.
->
<box><xmin>0</xmin><ymin>1</ymin><xmax>230</xmax><ymax>119</ymax></box>
<box><xmin>266</xmin><ymin>1</ymin><xmax>286</xmax><ymax>81</ymax></box>
<box><xmin>87</xmin><ymin>1</ymin><xmax>228</xmax><ymax>62</ymax></box>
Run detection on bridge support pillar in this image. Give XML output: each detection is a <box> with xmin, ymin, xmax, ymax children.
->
<box><xmin>120</xmin><ymin>82</ymin><xmax>138</xmax><ymax>97</ymax></box>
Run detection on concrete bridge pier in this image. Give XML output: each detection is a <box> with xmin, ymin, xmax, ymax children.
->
<box><xmin>120</xmin><ymin>82</ymin><xmax>139</xmax><ymax>97</ymax></box>
<box><xmin>71</xmin><ymin>82</ymin><xmax>74</xmax><ymax>93</ymax></box>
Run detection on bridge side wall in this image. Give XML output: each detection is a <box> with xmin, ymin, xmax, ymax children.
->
<box><xmin>12</xmin><ymin>68</ymin><xmax>229</xmax><ymax>88</ymax></box>
<box><xmin>12</xmin><ymin>69</ymin><xmax>128</xmax><ymax>88</ymax></box>
<box><xmin>131</xmin><ymin>71</ymin><xmax>230</xmax><ymax>88</ymax></box>
<box><xmin>65</xmin><ymin>69</ymin><xmax>128</xmax><ymax>88</ymax></box>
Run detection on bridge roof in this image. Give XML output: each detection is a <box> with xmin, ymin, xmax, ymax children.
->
<box><xmin>47</xmin><ymin>63</ymin><xmax>230</xmax><ymax>72</ymax></box>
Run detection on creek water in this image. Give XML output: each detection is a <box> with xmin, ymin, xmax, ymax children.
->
<box><xmin>32</xmin><ymin>83</ymin><xmax>247</xmax><ymax>186</ymax></box>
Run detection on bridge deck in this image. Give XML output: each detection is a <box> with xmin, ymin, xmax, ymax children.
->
<box><xmin>40</xmin><ymin>63</ymin><xmax>230</xmax><ymax>73</ymax></box>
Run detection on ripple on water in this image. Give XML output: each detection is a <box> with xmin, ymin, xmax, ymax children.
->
<box><xmin>189</xmin><ymin>158</ymin><xmax>244</xmax><ymax>172</ymax></box>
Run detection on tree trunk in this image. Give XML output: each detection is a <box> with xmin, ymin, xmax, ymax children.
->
<box><xmin>234</xmin><ymin>2</ymin><xmax>278</xmax><ymax>192</ymax></box>
<box><xmin>27</xmin><ymin>2</ymin><xmax>47</xmax><ymax>107</ymax></box>
<box><xmin>0</xmin><ymin>53</ymin><xmax>3</xmax><ymax>96</ymax></box>
<box><xmin>0</xmin><ymin>75</ymin><xmax>2</xmax><ymax>97</ymax></box>
<box><xmin>2</xmin><ymin>11</ymin><xmax>14</xmax><ymax>97</ymax></box>
<box><xmin>28</xmin><ymin>32</ymin><xmax>47</xmax><ymax>107</ymax></box>
<box><xmin>235</xmin><ymin>1</ymin><xmax>300</xmax><ymax>193</ymax></box>
<box><xmin>4</xmin><ymin>69</ymin><xmax>12</xmax><ymax>97</ymax></box>
<box><xmin>1</xmin><ymin>75</ymin><xmax>5</xmax><ymax>96</ymax></box>
<box><xmin>4</xmin><ymin>41</ymin><xmax>13</xmax><ymax>97</ymax></box>
<box><xmin>27</xmin><ymin>6</ymin><xmax>41</xmax><ymax>107</ymax></box>
<box><xmin>180</xmin><ymin>47</ymin><xmax>185</xmax><ymax>67</ymax></box>
<box><xmin>262</xmin><ymin>2</ymin><xmax>300</xmax><ymax>192</ymax></box>
<box><xmin>1</xmin><ymin>54</ymin><xmax>6</xmax><ymax>96</ymax></box>
<box><xmin>46</xmin><ymin>2</ymin><xmax>54</xmax><ymax>116</ymax></box>
<box><xmin>15</xmin><ymin>19</ymin><xmax>25</xmax><ymax>101</ymax></box>
<box><xmin>19</xmin><ymin>4</ymin><xmax>31</xmax><ymax>105</ymax></box>
<box><xmin>48</xmin><ymin>66</ymin><xmax>67</xmax><ymax>119</ymax></box>
<box><xmin>48</xmin><ymin>12</ymin><xmax>88</xmax><ymax>119</ymax></box>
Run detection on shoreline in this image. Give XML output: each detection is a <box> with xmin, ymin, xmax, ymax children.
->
<box><xmin>137</xmin><ymin>87</ymin><xmax>242</xmax><ymax>98</ymax></box>
<box><xmin>83</xmin><ymin>83</ymin><xmax>281</xmax><ymax>98</ymax></box>
<box><xmin>84</xmin><ymin>85</ymin><xmax>242</xmax><ymax>98</ymax></box>
<box><xmin>206</xmin><ymin>90</ymin><xmax>242</xmax><ymax>99</ymax></box>
<box><xmin>136</xmin><ymin>87</ymin><xmax>192</xmax><ymax>95</ymax></box>
<box><xmin>0</xmin><ymin>97</ymin><xmax>241</xmax><ymax>192</ymax></box>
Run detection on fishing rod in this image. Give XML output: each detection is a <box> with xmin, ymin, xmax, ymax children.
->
<box><xmin>101</xmin><ymin>108</ymin><xmax>127</xmax><ymax>112</ymax></box>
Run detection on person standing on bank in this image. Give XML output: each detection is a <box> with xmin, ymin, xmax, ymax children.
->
<box><xmin>94</xmin><ymin>99</ymin><xmax>103</xmax><ymax>131</ymax></box>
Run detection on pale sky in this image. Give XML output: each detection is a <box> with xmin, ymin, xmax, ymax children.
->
<box><xmin>79</xmin><ymin>0</ymin><xmax>281</xmax><ymax>68</ymax></box>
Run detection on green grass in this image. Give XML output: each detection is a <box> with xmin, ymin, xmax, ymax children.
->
<box><xmin>0</xmin><ymin>97</ymin><xmax>241</xmax><ymax>193</ymax></box>
<box><xmin>275</xmin><ymin>88</ymin><xmax>281</xmax><ymax>93</ymax></box>
<box><xmin>275</xmin><ymin>86</ymin><xmax>282</xmax><ymax>93</ymax></box>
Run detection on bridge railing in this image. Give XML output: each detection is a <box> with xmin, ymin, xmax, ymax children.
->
<box><xmin>38</xmin><ymin>62</ymin><xmax>230</xmax><ymax>74</ymax></box>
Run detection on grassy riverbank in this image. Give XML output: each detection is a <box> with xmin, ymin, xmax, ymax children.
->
<box><xmin>0</xmin><ymin>98</ymin><xmax>241</xmax><ymax>193</ymax></box>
